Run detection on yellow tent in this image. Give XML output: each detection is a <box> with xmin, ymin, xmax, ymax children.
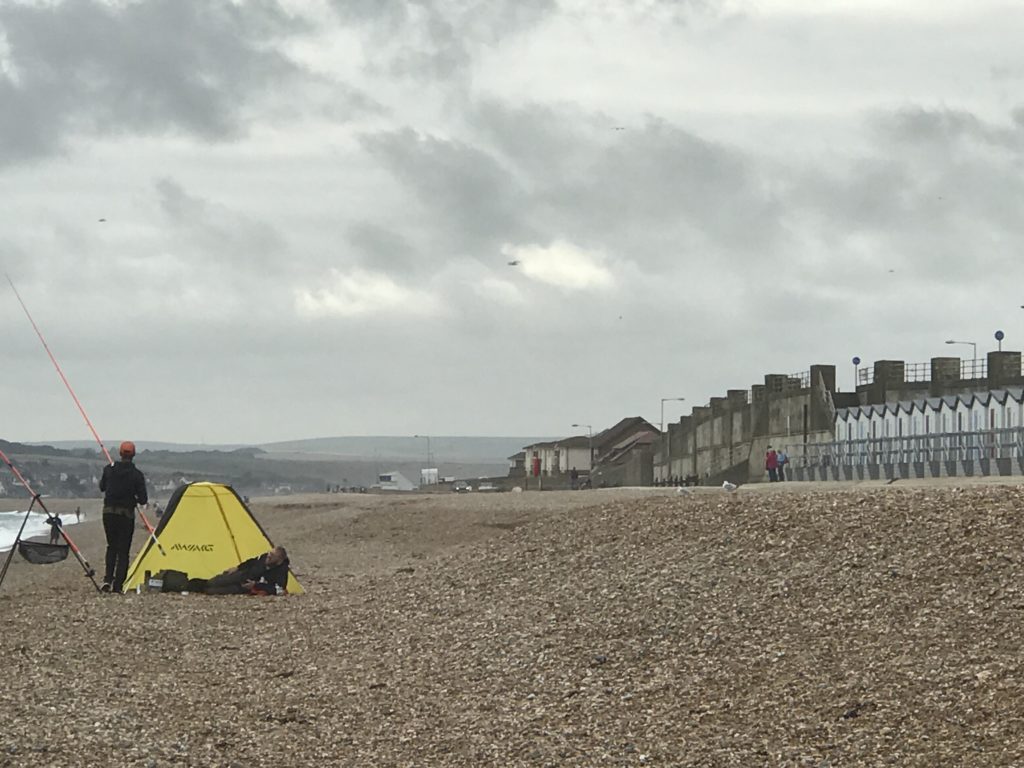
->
<box><xmin>124</xmin><ymin>482</ymin><xmax>303</xmax><ymax>594</ymax></box>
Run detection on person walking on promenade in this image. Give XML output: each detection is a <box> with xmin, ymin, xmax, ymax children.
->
<box><xmin>765</xmin><ymin>447</ymin><xmax>779</xmax><ymax>482</ymax></box>
<box><xmin>776</xmin><ymin>448</ymin><xmax>789</xmax><ymax>482</ymax></box>
<box><xmin>99</xmin><ymin>441</ymin><xmax>148</xmax><ymax>593</ymax></box>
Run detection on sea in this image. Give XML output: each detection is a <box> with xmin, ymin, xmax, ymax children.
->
<box><xmin>0</xmin><ymin>509</ymin><xmax>80</xmax><ymax>552</ymax></box>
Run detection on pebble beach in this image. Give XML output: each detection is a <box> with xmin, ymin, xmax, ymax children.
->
<box><xmin>2</xmin><ymin>482</ymin><xmax>1024</xmax><ymax>766</ymax></box>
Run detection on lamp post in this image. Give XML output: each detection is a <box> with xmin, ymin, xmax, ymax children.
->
<box><xmin>660</xmin><ymin>397</ymin><xmax>686</xmax><ymax>434</ymax></box>
<box><xmin>945</xmin><ymin>339</ymin><xmax>978</xmax><ymax>378</ymax></box>
<box><xmin>659</xmin><ymin>397</ymin><xmax>685</xmax><ymax>485</ymax></box>
<box><xmin>571</xmin><ymin>423</ymin><xmax>593</xmax><ymax>471</ymax></box>
<box><xmin>413</xmin><ymin>434</ymin><xmax>431</xmax><ymax>484</ymax></box>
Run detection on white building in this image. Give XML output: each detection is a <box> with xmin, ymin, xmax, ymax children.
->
<box><xmin>522</xmin><ymin>436</ymin><xmax>592</xmax><ymax>476</ymax></box>
<box><xmin>376</xmin><ymin>470</ymin><xmax>416</xmax><ymax>492</ymax></box>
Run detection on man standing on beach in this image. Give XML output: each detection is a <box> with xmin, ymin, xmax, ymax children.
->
<box><xmin>99</xmin><ymin>441</ymin><xmax>148</xmax><ymax>593</ymax></box>
<box><xmin>48</xmin><ymin>513</ymin><xmax>62</xmax><ymax>545</ymax></box>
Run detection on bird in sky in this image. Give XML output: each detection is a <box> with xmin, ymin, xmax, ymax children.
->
<box><xmin>507</xmin><ymin>260</ymin><xmax>520</xmax><ymax>266</ymax></box>
<box><xmin>612</xmin><ymin>126</ymin><xmax>626</xmax><ymax>131</ymax></box>
<box><xmin>98</xmin><ymin>218</ymin><xmax>107</xmax><ymax>223</ymax></box>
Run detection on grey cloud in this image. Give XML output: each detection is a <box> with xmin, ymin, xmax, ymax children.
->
<box><xmin>347</xmin><ymin>221</ymin><xmax>419</xmax><ymax>272</ymax></box>
<box><xmin>874</xmin><ymin>106</ymin><xmax>1024</xmax><ymax>151</ymax></box>
<box><xmin>472</xmin><ymin>102</ymin><xmax>784</xmax><ymax>264</ymax></box>
<box><xmin>361</xmin><ymin>128</ymin><xmax>536</xmax><ymax>255</ymax></box>
<box><xmin>329</xmin><ymin>0</ymin><xmax>556</xmax><ymax>80</ymax></box>
<box><xmin>562</xmin><ymin>0</ymin><xmax>735</xmax><ymax>26</ymax></box>
<box><xmin>779</xmin><ymin>105</ymin><xmax>1024</xmax><ymax>300</ymax></box>
<box><xmin>0</xmin><ymin>0</ymin><xmax>309</xmax><ymax>163</ymax></box>
<box><xmin>567</xmin><ymin>118</ymin><xmax>781</xmax><ymax>251</ymax></box>
<box><xmin>154</xmin><ymin>178</ymin><xmax>288</xmax><ymax>273</ymax></box>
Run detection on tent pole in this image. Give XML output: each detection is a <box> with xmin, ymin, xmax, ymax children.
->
<box><xmin>6</xmin><ymin>274</ymin><xmax>165</xmax><ymax>557</ymax></box>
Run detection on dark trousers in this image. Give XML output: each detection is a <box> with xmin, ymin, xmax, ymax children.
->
<box><xmin>767</xmin><ymin>468</ymin><xmax>778</xmax><ymax>482</ymax></box>
<box><xmin>778</xmin><ymin>465</ymin><xmax>786</xmax><ymax>481</ymax></box>
<box><xmin>103</xmin><ymin>513</ymin><xmax>135</xmax><ymax>592</ymax></box>
<box><xmin>200</xmin><ymin>570</ymin><xmax>250</xmax><ymax>595</ymax></box>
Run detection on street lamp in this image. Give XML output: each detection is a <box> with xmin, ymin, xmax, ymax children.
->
<box><xmin>659</xmin><ymin>397</ymin><xmax>685</xmax><ymax>485</ymax></box>
<box><xmin>413</xmin><ymin>434</ymin><xmax>431</xmax><ymax>484</ymax></box>
<box><xmin>660</xmin><ymin>397</ymin><xmax>686</xmax><ymax>433</ymax></box>
<box><xmin>571</xmin><ymin>423</ymin><xmax>593</xmax><ymax>470</ymax></box>
<box><xmin>945</xmin><ymin>339</ymin><xmax>978</xmax><ymax>378</ymax></box>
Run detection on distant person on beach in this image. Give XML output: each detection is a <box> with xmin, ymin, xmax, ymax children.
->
<box><xmin>570</xmin><ymin>467</ymin><xmax>579</xmax><ymax>490</ymax></box>
<box><xmin>48</xmin><ymin>513</ymin><xmax>62</xmax><ymax>545</ymax></box>
<box><xmin>765</xmin><ymin>447</ymin><xmax>779</xmax><ymax>482</ymax></box>
<box><xmin>74</xmin><ymin>506</ymin><xmax>81</xmax><ymax>523</ymax></box>
<box><xmin>99</xmin><ymin>441</ymin><xmax>148</xmax><ymax>594</ymax></box>
<box><xmin>190</xmin><ymin>547</ymin><xmax>291</xmax><ymax>596</ymax></box>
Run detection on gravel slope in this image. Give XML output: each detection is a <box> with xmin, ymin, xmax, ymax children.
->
<box><xmin>1</xmin><ymin>485</ymin><xmax>1023</xmax><ymax>766</ymax></box>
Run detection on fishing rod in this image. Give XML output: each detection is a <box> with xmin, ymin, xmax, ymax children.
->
<box><xmin>0</xmin><ymin>447</ymin><xmax>101</xmax><ymax>592</ymax></box>
<box><xmin>6</xmin><ymin>274</ymin><xmax>165</xmax><ymax>556</ymax></box>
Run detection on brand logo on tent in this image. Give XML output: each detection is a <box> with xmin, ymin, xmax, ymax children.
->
<box><xmin>170</xmin><ymin>543</ymin><xmax>215</xmax><ymax>552</ymax></box>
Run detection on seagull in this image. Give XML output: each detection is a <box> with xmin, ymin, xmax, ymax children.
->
<box><xmin>612</xmin><ymin>126</ymin><xmax>626</xmax><ymax>131</ymax></box>
<box><xmin>507</xmin><ymin>260</ymin><xmax>520</xmax><ymax>266</ymax></box>
<box><xmin>98</xmin><ymin>218</ymin><xmax>107</xmax><ymax>223</ymax></box>
<box><xmin>722</xmin><ymin>481</ymin><xmax>737</xmax><ymax>492</ymax></box>
<box><xmin>676</xmin><ymin>486</ymin><xmax>693</xmax><ymax>495</ymax></box>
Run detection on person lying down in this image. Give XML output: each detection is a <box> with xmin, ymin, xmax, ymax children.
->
<box><xmin>189</xmin><ymin>547</ymin><xmax>291</xmax><ymax>596</ymax></box>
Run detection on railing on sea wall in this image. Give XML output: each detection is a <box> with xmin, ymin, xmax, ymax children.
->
<box><xmin>904</xmin><ymin>362</ymin><xmax>930</xmax><ymax>382</ymax></box>
<box><xmin>962</xmin><ymin>359</ymin><xmax>986</xmax><ymax>380</ymax></box>
<box><xmin>787</xmin><ymin>428</ymin><xmax>1024</xmax><ymax>466</ymax></box>
<box><xmin>856</xmin><ymin>358</ymin><xmax>991</xmax><ymax>387</ymax></box>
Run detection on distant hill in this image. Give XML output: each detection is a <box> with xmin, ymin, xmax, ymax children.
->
<box><xmin>31</xmin><ymin>436</ymin><xmax>553</xmax><ymax>464</ymax></box>
<box><xmin>32</xmin><ymin>440</ymin><xmax>253</xmax><ymax>453</ymax></box>
<box><xmin>258</xmin><ymin>436</ymin><xmax>552</xmax><ymax>464</ymax></box>
<box><xmin>5</xmin><ymin>436</ymin><xmax>555</xmax><ymax>498</ymax></box>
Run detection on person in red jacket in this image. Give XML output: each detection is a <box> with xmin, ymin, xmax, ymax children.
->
<box><xmin>765</xmin><ymin>446</ymin><xmax>779</xmax><ymax>482</ymax></box>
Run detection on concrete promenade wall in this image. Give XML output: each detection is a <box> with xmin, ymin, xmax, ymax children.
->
<box><xmin>658</xmin><ymin>350</ymin><xmax>1024</xmax><ymax>486</ymax></box>
<box><xmin>658</xmin><ymin>364</ymin><xmax>837</xmax><ymax>485</ymax></box>
<box><xmin>792</xmin><ymin>456</ymin><xmax>1024</xmax><ymax>482</ymax></box>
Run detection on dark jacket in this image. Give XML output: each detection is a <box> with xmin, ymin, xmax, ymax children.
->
<box><xmin>100</xmin><ymin>460</ymin><xmax>148</xmax><ymax>509</ymax></box>
<box><xmin>237</xmin><ymin>553</ymin><xmax>290</xmax><ymax>593</ymax></box>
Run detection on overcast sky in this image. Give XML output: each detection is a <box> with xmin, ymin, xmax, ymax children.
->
<box><xmin>2</xmin><ymin>0</ymin><xmax>1023</xmax><ymax>445</ymax></box>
